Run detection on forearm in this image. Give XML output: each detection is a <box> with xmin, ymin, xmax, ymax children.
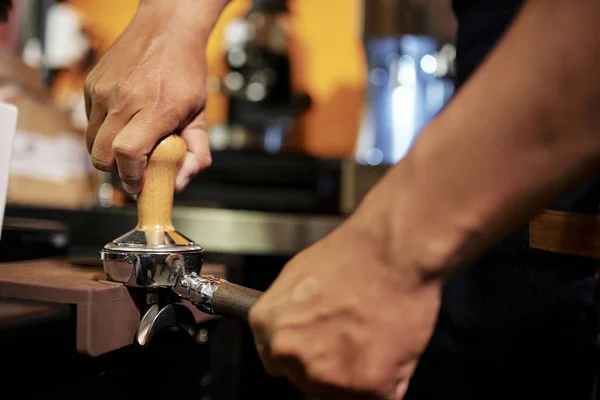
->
<box><xmin>134</xmin><ymin>0</ymin><xmax>229</xmax><ymax>41</ymax></box>
<box><xmin>360</xmin><ymin>0</ymin><xmax>600</xmax><ymax>280</ymax></box>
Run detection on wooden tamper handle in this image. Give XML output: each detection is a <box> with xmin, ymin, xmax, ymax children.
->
<box><xmin>136</xmin><ymin>134</ymin><xmax>187</xmax><ymax>234</ymax></box>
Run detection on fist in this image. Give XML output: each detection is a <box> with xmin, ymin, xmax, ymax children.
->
<box><xmin>248</xmin><ymin>214</ymin><xmax>443</xmax><ymax>400</ymax></box>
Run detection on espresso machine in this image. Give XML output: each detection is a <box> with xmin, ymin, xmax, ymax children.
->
<box><xmin>212</xmin><ymin>0</ymin><xmax>311</xmax><ymax>153</ymax></box>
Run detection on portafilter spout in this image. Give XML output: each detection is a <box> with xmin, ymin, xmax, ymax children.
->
<box><xmin>100</xmin><ymin>134</ymin><xmax>262</xmax><ymax>345</ymax></box>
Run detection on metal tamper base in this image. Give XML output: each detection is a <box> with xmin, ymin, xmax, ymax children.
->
<box><xmin>99</xmin><ymin>134</ymin><xmax>202</xmax><ymax>290</ymax></box>
<box><xmin>100</xmin><ymin>230</ymin><xmax>204</xmax><ymax>289</ymax></box>
<box><xmin>99</xmin><ymin>134</ymin><xmax>262</xmax><ymax>347</ymax></box>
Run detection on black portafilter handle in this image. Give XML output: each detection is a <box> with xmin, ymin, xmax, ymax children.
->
<box><xmin>213</xmin><ymin>280</ymin><xmax>264</xmax><ymax>321</ymax></box>
<box><xmin>173</xmin><ymin>274</ymin><xmax>263</xmax><ymax>322</ymax></box>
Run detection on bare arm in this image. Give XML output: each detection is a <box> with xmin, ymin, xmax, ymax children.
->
<box><xmin>357</xmin><ymin>0</ymin><xmax>600</xmax><ymax>280</ymax></box>
<box><xmin>134</xmin><ymin>0</ymin><xmax>229</xmax><ymax>39</ymax></box>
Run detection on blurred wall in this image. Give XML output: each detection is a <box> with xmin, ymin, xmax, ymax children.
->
<box><xmin>66</xmin><ymin>0</ymin><xmax>367</xmax><ymax>158</ymax></box>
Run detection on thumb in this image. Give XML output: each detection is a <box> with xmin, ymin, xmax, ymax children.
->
<box><xmin>176</xmin><ymin>109</ymin><xmax>212</xmax><ymax>192</ymax></box>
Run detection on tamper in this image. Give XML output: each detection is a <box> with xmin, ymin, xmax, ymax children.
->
<box><xmin>100</xmin><ymin>134</ymin><xmax>262</xmax><ymax>346</ymax></box>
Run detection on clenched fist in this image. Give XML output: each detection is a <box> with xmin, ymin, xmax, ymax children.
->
<box><xmin>84</xmin><ymin>0</ymin><xmax>228</xmax><ymax>194</ymax></box>
<box><xmin>248</xmin><ymin>202</ymin><xmax>444</xmax><ymax>400</ymax></box>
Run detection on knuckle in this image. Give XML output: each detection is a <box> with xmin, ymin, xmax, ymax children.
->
<box><xmin>248</xmin><ymin>306</ymin><xmax>267</xmax><ymax>329</ymax></box>
<box><xmin>113</xmin><ymin>83</ymin><xmax>133</xmax><ymax>106</ymax></box>
<box><xmin>199</xmin><ymin>153</ymin><xmax>212</xmax><ymax>169</ymax></box>
<box><xmin>305</xmin><ymin>362</ymin><xmax>340</xmax><ymax>388</ymax></box>
<box><xmin>91</xmin><ymin>154</ymin><xmax>113</xmax><ymax>171</ymax></box>
<box><xmin>112</xmin><ymin>140</ymin><xmax>140</xmax><ymax>159</ymax></box>
<box><xmin>148</xmin><ymin>105</ymin><xmax>178</xmax><ymax>132</ymax></box>
<box><xmin>270</xmin><ymin>335</ymin><xmax>297</xmax><ymax>358</ymax></box>
<box><xmin>119</xmin><ymin>170</ymin><xmax>141</xmax><ymax>185</ymax></box>
<box><xmin>190</xmin><ymin>154</ymin><xmax>212</xmax><ymax>175</ymax></box>
<box><xmin>158</xmin><ymin>94</ymin><xmax>206</xmax><ymax>127</ymax></box>
<box><xmin>92</xmin><ymin>84</ymin><xmax>109</xmax><ymax>102</ymax></box>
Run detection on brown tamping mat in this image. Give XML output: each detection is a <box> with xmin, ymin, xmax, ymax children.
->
<box><xmin>0</xmin><ymin>259</ymin><xmax>225</xmax><ymax>356</ymax></box>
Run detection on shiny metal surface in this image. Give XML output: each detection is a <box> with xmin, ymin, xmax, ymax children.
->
<box><xmin>102</xmin><ymin>228</ymin><xmax>203</xmax><ymax>253</ymax></box>
<box><xmin>100</xmin><ymin>248</ymin><xmax>203</xmax><ymax>288</ymax></box>
<box><xmin>173</xmin><ymin>274</ymin><xmax>225</xmax><ymax>315</ymax></box>
<box><xmin>172</xmin><ymin>206</ymin><xmax>343</xmax><ymax>256</ymax></box>
<box><xmin>136</xmin><ymin>302</ymin><xmax>197</xmax><ymax>347</ymax></box>
<box><xmin>100</xmin><ymin>211</ymin><xmax>204</xmax><ymax>287</ymax></box>
<box><xmin>5</xmin><ymin>205</ymin><xmax>345</xmax><ymax>256</ymax></box>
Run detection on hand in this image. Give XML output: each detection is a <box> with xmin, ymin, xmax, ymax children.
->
<box><xmin>248</xmin><ymin>208</ymin><xmax>444</xmax><ymax>400</ymax></box>
<box><xmin>84</xmin><ymin>0</ymin><xmax>214</xmax><ymax>194</ymax></box>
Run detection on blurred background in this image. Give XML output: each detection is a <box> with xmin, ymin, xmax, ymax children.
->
<box><xmin>0</xmin><ymin>0</ymin><xmax>456</xmax><ymax>399</ymax></box>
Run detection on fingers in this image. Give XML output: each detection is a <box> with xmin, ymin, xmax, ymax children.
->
<box><xmin>249</xmin><ymin>303</ymin><xmax>283</xmax><ymax>376</ymax></box>
<box><xmin>254</xmin><ymin>335</ymin><xmax>311</xmax><ymax>389</ymax></box>
<box><xmin>176</xmin><ymin>109</ymin><xmax>212</xmax><ymax>191</ymax></box>
<box><xmin>254</xmin><ymin>339</ymin><xmax>284</xmax><ymax>378</ymax></box>
<box><xmin>85</xmin><ymin>104</ymin><xmax>107</xmax><ymax>154</ymax></box>
<box><xmin>254</xmin><ymin>334</ymin><xmax>320</xmax><ymax>396</ymax></box>
<box><xmin>90</xmin><ymin>111</ymin><xmax>127</xmax><ymax>172</ymax></box>
<box><xmin>250</xmin><ymin>303</ymin><xmax>310</xmax><ymax>389</ymax></box>
<box><xmin>112</xmin><ymin>110</ymin><xmax>175</xmax><ymax>194</ymax></box>
<box><xmin>85</xmin><ymin>98</ymin><xmax>209</xmax><ymax>193</ymax></box>
<box><xmin>394</xmin><ymin>381</ymin><xmax>409</xmax><ymax>400</ymax></box>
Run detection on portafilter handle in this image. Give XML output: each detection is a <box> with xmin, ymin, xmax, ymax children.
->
<box><xmin>173</xmin><ymin>274</ymin><xmax>263</xmax><ymax>322</ymax></box>
<box><xmin>136</xmin><ymin>274</ymin><xmax>263</xmax><ymax>347</ymax></box>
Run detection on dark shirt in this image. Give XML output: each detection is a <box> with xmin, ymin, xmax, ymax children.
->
<box><xmin>453</xmin><ymin>0</ymin><xmax>525</xmax><ymax>87</ymax></box>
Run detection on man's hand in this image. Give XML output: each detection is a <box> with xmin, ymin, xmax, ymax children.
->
<box><xmin>248</xmin><ymin>204</ymin><xmax>444</xmax><ymax>400</ymax></box>
<box><xmin>84</xmin><ymin>0</ymin><xmax>228</xmax><ymax>194</ymax></box>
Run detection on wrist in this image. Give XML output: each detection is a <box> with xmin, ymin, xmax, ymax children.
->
<box><xmin>344</xmin><ymin>168</ymin><xmax>430</xmax><ymax>288</ymax></box>
<box><xmin>355</xmin><ymin>149</ymin><xmax>485</xmax><ymax>285</ymax></box>
<box><xmin>135</xmin><ymin>0</ymin><xmax>229</xmax><ymax>42</ymax></box>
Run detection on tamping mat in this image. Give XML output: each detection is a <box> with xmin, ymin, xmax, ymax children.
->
<box><xmin>0</xmin><ymin>259</ymin><xmax>225</xmax><ymax>356</ymax></box>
